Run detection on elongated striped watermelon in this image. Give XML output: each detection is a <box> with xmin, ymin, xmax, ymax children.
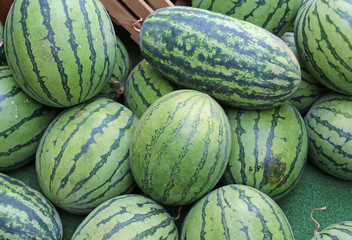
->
<box><xmin>124</xmin><ymin>59</ymin><xmax>178</xmax><ymax>118</ymax></box>
<box><xmin>97</xmin><ymin>36</ymin><xmax>132</xmax><ymax>102</ymax></box>
<box><xmin>181</xmin><ymin>184</ymin><xmax>294</xmax><ymax>239</ymax></box>
<box><xmin>304</xmin><ymin>92</ymin><xmax>352</xmax><ymax>181</ymax></box>
<box><xmin>130</xmin><ymin>89</ymin><xmax>232</xmax><ymax>205</ymax></box>
<box><xmin>222</xmin><ymin>102</ymin><xmax>308</xmax><ymax>200</ymax></box>
<box><xmin>139</xmin><ymin>6</ymin><xmax>301</xmax><ymax>109</ymax></box>
<box><xmin>71</xmin><ymin>194</ymin><xmax>178</xmax><ymax>239</ymax></box>
<box><xmin>311</xmin><ymin>221</ymin><xmax>352</xmax><ymax>240</ymax></box>
<box><xmin>0</xmin><ymin>66</ymin><xmax>58</xmax><ymax>171</ymax></box>
<box><xmin>294</xmin><ymin>0</ymin><xmax>352</xmax><ymax>95</ymax></box>
<box><xmin>192</xmin><ymin>0</ymin><xmax>302</xmax><ymax>37</ymax></box>
<box><xmin>36</xmin><ymin>97</ymin><xmax>139</xmax><ymax>214</ymax></box>
<box><xmin>281</xmin><ymin>32</ymin><xmax>327</xmax><ymax>115</ymax></box>
<box><xmin>4</xmin><ymin>0</ymin><xmax>117</xmax><ymax>107</ymax></box>
<box><xmin>0</xmin><ymin>173</ymin><xmax>63</xmax><ymax>239</ymax></box>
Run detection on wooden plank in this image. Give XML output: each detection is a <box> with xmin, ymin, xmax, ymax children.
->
<box><xmin>122</xmin><ymin>0</ymin><xmax>154</xmax><ymax>20</ymax></box>
<box><xmin>148</xmin><ymin>0</ymin><xmax>174</xmax><ymax>9</ymax></box>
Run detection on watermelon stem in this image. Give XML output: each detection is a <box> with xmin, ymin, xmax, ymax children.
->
<box><xmin>171</xmin><ymin>206</ymin><xmax>183</xmax><ymax>221</ymax></box>
<box><xmin>311</xmin><ymin>206</ymin><xmax>327</xmax><ymax>234</ymax></box>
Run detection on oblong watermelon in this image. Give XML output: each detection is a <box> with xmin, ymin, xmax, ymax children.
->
<box><xmin>0</xmin><ymin>173</ymin><xmax>62</xmax><ymax>240</ymax></box>
<box><xmin>139</xmin><ymin>6</ymin><xmax>301</xmax><ymax>109</ymax></box>
<box><xmin>192</xmin><ymin>0</ymin><xmax>302</xmax><ymax>37</ymax></box>
<box><xmin>130</xmin><ymin>89</ymin><xmax>232</xmax><ymax>205</ymax></box>
<box><xmin>4</xmin><ymin>0</ymin><xmax>117</xmax><ymax>107</ymax></box>
<box><xmin>222</xmin><ymin>102</ymin><xmax>308</xmax><ymax>200</ymax></box>
<box><xmin>294</xmin><ymin>0</ymin><xmax>352</xmax><ymax>95</ymax></box>
<box><xmin>304</xmin><ymin>92</ymin><xmax>352</xmax><ymax>181</ymax></box>
<box><xmin>0</xmin><ymin>66</ymin><xmax>58</xmax><ymax>171</ymax></box>
<box><xmin>71</xmin><ymin>194</ymin><xmax>178</xmax><ymax>240</ymax></box>
<box><xmin>36</xmin><ymin>98</ymin><xmax>139</xmax><ymax>214</ymax></box>
<box><xmin>124</xmin><ymin>59</ymin><xmax>177</xmax><ymax>118</ymax></box>
<box><xmin>311</xmin><ymin>221</ymin><xmax>352</xmax><ymax>240</ymax></box>
<box><xmin>181</xmin><ymin>184</ymin><xmax>294</xmax><ymax>239</ymax></box>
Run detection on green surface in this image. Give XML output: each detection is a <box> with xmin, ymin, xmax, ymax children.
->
<box><xmin>5</xmin><ymin>158</ymin><xmax>351</xmax><ymax>240</ymax></box>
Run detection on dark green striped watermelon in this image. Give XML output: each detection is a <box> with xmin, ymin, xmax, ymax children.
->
<box><xmin>0</xmin><ymin>66</ymin><xmax>58</xmax><ymax>171</ymax></box>
<box><xmin>36</xmin><ymin>97</ymin><xmax>139</xmax><ymax>214</ymax></box>
<box><xmin>97</xmin><ymin>36</ymin><xmax>132</xmax><ymax>102</ymax></box>
<box><xmin>222</xmin><ymin>102</ymin><xmax>308</xmax><ymax>200</ymax></box>
<box><xmin>0</xmin><ymin>173</ymin><xmax>62</xmax><ymax>239</ymax></box>
<box><xmin>311</xmin><ymin>221</ymin><xmax>352</xmax><ymax>240</ymax></box>
<box><xmin>192</xmin><ymin>0</ymin><xmax>302</xmax><ymax>37</ymax></box>
<box><xmin>281</xmin><ymin>32</ymin><xmax>327</xmax><ymax>115</ymax></box>
<box><xmin>71</xmin><ymin>194</ymin><xmax>178</xmax><ymax>239</ymax></box>
<box><xmin>304</xmin><ymin>92</ymin><xmax>352</xmax><ymax>181</ymax></box>
<box><xmin>130</xmin><ymin>89</ymin><xmax>232</xmax><ymax>205</ymax></box>
<box><xmin>139</xmin><ymin>6</ymin><xmax>301</xmax><ymax>109</ymax></box>
<box><xmin>124</xmin><ymin>59</ymin><xmax>178</xmax><ymax>118</ymax></box>
<box><xmin>181</xmin><ymin>184</ymin><xmax>294</xmax><ymax>239</ymax></box>
<box><xmin>294</xmin><ymin>0</ymin><xmax>352</xmax><ymax>95</ymax></box>
<box><xmin>4</xmin><ymin>0</ymin><xmax>117</xmax><ymax>107</ymax></box>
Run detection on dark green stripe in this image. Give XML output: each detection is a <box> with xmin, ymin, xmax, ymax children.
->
<box><xmin>200</xmin><ymin>193</ymin><xmax>211</xmax><ymax>239</ymax></box>
<box><xmin>218</xmin><ymin>188</ymin><xmax>230</xmax><ymax>239</ymax></box>
<box><xmin>234</xmin><ymin>110</ymin><xmax>247</xmax><ymax>185</ymax></box>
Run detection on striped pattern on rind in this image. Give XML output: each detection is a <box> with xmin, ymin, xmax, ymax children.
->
<box><xmin>36</xmin><ymin>98</ymin><xmax>139</xmax><ymax>214</ymax></box>
<box><xmin>0</xmin><ymin>66</ymin><xmax>58</xmax><ymax>171</ymax></box>
<box><xmin>4</xmin><ymin>0</ymin><xmax>117</xmax><ymax>107</ymax></box>
<box><xmin>192</xmin><ymin>0</ymin><xmax>302</xmax><ymax>37</ymax></box>
<box><xmin>294</xmin><ymin>0</ymin><xmax>352</xmax><ymax>95</ymax></box>
<box><xmin>304</xmin><ymin>92</ymin><xmax>352</xmax><ymax>181</ymax></box>
<box><xmin>97</xmin><ymin>36</ymin><xmax>132</xmax><ymax>101</ymax></box>
<box><xmin>130</xmin><ymin>90</ymin><xmax>232</xmax><ymax>205</ymax></box>
<box><xmin>0</xmin><ymin>173</ymin><xmax>62</xmax><ymax>240</ymax></box>
<box><xmin>222</xmin><ymin>102</ymin><xmax>308</xmax><ymax>200</ymax></box>
<box><xmin>124</xmin><ymin>59</ymin><xmax>178</xmax><ymax>118</ymax></box>
<box><xmin>281</xmin><ymin>32</ymin><xmax>327</xmax><ymax>115</ymax></box>
<box><xmin>181</xmin><ymin>184</ymin><xmax>294</xmax><ymax>240</ymax></box>
<box><xmin>71</xmin><ymin>194</ymin><xmax>178</xmax><ymax>240</ymax></box>
<box><xmin>140</xmin><ymin>6</ymin><xmax>301</xmax><ymax>109</ymax></box>
<box><xmin>311</xmin><ymin>221</ymin><xmax>352</xmax><ymax>240</ymax></box>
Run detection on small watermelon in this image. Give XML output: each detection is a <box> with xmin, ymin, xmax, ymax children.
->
<box><xmin>181</xmin><ymin>184</ymin><xmax>294</xmax><ymax>239</ymax></box>
<box><xmin>71</xmin><ymin>194</ymin><xmax>178</xmax><ymax>240</ymax></box>
<box><xmin>311</xmin><ymin>221</ymin><xmax>352</xmax><ymax>240</ymax></box>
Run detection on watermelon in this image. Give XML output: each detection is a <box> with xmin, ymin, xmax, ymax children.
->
<box><xmin>4</xmin><ymin>0</ymin><xmax>117</xmax><ymax>107</ymax></box>
<box><xmin>222</xmin><ymin>102</ymin><xmax>308</xmax><ymax>200</ymax></box>
<box><xmin>71</xmin><ymin>194</ymin><xmax>178</xmax><ymax>239</ymax></box>
<box><xmin>311</xmin><ymin>221</ymin><xmax>352</xmax><ymax>240</ymax></box>
<box><xmin>130</xmin><ymin>89</ymin><xmax>232</xmax><ymax>205</ymax></box>
<box><xmin>192</xmin><ymin>0</ymin><xmax>302</xmax><ymax>37</ymax></box>
<box><xmin>124</xmin><ymin>59</ymin><xmax>178</xmax><ymax>118</ymax></box>
<box><xmin>36</xmin><ymin>97</ymin><xmax>139</xmax><ymax>214</ymax></box>
<box><xmin>304</xmin><ymin>92</ymin><xmax>352</xmax><ymax>181</ymax></box>
<box><xmin>139</xmin><ymin>6</ymin><xmax>301</xmax><ymax>109</ymax></box>
<box><xmin>97</xmin><ymin>36</ymin><xmax>132</xmax><ymax>102</ymax></box>
<box><xmin>181</xmin><ymin>184</ymin><xmax>294</xmax><ymax>239</ymax></box>
<box><xmin>0</xmin><ymin>66</ymin><xmax>58</xmax><ymax>171</ymax></box>
<box><xmin>294</xmin><ymin>0</ymin><xmax>352</xmax><ymax>95</ymax></box>
<box><xmin>0</xmin><ymin>173</ymin><xmax>62</xmax><ymax>239</ymax></box>
<box><xmin>281</xmin><ymin>32</ymin><xmax>327</xmax><ymax>115</ymax></box>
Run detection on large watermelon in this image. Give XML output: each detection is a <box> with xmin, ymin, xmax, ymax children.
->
<box><xmin>139</xmin><ymin>6</ymin><xmax>301</xmax><ymax>109</ymax></box>
<box><xmin>4</xmin><ymin>0</ymin><xmax>117</xmax><ymax>107</ymax></box>
<box><xmin>304</xmin><ymin>92</ymin><xmax>352</xmax><ymax>181</ymax></box>
<box><xmin>130</xmin><ymin>89</ymin><xmax>232</xmax><ymax>205</ymax></box>
<box><xmin>181</xmin><ymin>184</ymin><xmax>294</xmax><ymax>239</ymax></box>
<box><xmin>311</xmin><ymin>221</ymin><xmax>352</xmax><ymax>240</ymax></box>
<box><xmin>192</xmin><ymin>0</ymin><xmax>302</xmax><ymax>37</ymax></box>
<box><xmin>0</xmin><ymin>65</ymin><xmax>58</xmax><ymax>171</ymax></box>
<box><xmin>294</xmin><ymin>0</ymin><xmax>352</xmax><ymax>95</ymax></box>
<box><xmin>71</xmin><ymin>194</ymin><xmax>178</xmax><ymax>239</ymax></box>
<box><xmin>0</xmin><ymin>173</ymin><xmax>62</xmax><ymax>239</ymax></box>
<box><xmin>222</xmin><ymin>102</ymin><xmax>308</xmax><ymax>200</ymax></box>
<box><xmin>36</xmin><ymin>97</ymin><xmax>139</xmax><ymax>214</ymax></box>
<box><xmin>124</xmin><ymin>59</ymin><xmax>178</xmax><ymax>118</ymax></box>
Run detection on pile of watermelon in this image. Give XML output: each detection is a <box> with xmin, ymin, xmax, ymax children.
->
<box><xmin>0</xmin><ymin>0</ymin><xmax>351</xmax><ymax>239</ymax></box>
